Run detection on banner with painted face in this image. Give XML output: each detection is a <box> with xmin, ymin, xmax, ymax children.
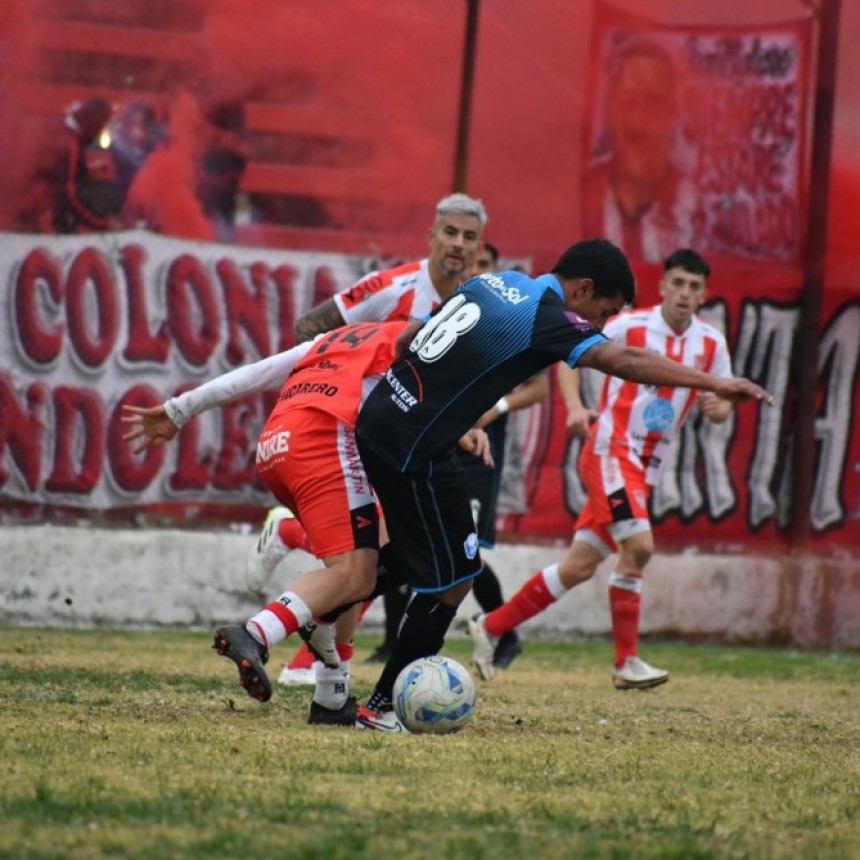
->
<box><xmin>2</xmin><ymin>230</ymin><xmax>857</xmax><ymax>552</ymax></box>
<box><xmin>581</xmin><ymin>3</ymin><xmax>811</xmax><ymax>264</ymax></box>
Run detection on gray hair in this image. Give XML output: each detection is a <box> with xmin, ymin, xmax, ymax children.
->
<box><xmin>435</xmin><ymin>193</ymin><xmax>488</xmax><ymax>228</ymax></box>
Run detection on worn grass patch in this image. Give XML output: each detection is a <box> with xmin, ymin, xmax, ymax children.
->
<box><xmin>1</xmin><ymin>628</ymin><xmax>858</xmax><ymax>859</ymax></box>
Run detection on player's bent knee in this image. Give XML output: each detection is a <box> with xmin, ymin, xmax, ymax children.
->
<box><xmin>558</xmin><ymin>561</ymin><xmax>597</xmax><ymax>588</ymax></box>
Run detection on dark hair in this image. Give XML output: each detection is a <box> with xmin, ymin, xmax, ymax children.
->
<box><xmin>482</xmin><ymin>241</ymin><xmax>499</xmax><ymax>264</ymax></box>
<box><xmin>664</xmin><ymin>248</ymin><xmax>710</xmax><ymax>279</ymax></box>
<box><xmin>551</xmin><ymin>238</ymin><xmax>635</xmax><ymax>305</ymax></box>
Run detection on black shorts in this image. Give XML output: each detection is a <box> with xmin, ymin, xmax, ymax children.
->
<box><xmin>459</xmin><ymin>461</ymin><xmax>501</xmax><ymax>547</ymax></box>
<box><xmin>358</xmin><ymin>440</ymin><xmax>482</xmax><ymax>594</ymax></box>
<box><xmin>455</xmin><ymin>416</ymin><xmax>506</xmax><ymax>547</ymax></box>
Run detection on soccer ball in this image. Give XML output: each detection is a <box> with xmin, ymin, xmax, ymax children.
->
<box><xmin>393</xmin><ymin>655</ymin><xmax>477</xmax><ymax>734</ymax></box>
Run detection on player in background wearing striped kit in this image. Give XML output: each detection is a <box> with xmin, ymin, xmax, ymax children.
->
<box><xmin>468</xmin><ymin>249</ymin><xmax>732</xmax><ymax>688</ymax></box>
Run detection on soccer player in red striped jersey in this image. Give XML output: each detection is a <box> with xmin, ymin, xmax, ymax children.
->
<box><xmin>469</xmin><ymin>249</ymin><xmax>733</xmax><ymax>688</ymax></box>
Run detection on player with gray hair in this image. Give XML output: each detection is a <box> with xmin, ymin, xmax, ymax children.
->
<box><xmin>435</xmin><ymin>192</ymin><xmax>488</xmax><ymax>229</ymax></box>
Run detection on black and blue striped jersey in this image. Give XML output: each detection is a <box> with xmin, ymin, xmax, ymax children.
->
<box><xmin>356</xmin><ymin>270</ymin><xmax>606</xmax><ymax>471</ymax></box>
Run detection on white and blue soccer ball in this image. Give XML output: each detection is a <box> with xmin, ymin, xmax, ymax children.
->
<box><xmin>393</xmin><ymin>655</ymin><xmax>477</xmax><ymax>734</ymax></box>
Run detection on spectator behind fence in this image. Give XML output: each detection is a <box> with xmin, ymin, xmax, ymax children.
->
<box><xmin>109</xmin><ymin>99</ymin><xmax>165</xmax><ymax>201</ymax></box>
<box><xmin>197</xmin><ymin>101</ymin><xmax>250</xmax><ymax>243</ymax></box>
<box><xmin>16</xmin><ymin>96</ymin><xmax>125</xmax><ymax>234</ymax></box>
<box><xmin>122</xmin><ymin>89</ymin><xmax>219</xmax><ymax>242</ymax></box>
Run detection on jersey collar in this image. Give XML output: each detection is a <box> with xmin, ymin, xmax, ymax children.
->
<box><xmin>537</xmin><ymin>273</ymin><xmax>564</xmax><ymax>300</ymax></box>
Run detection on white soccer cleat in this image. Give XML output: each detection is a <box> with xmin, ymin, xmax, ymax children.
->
<box><xmin>468</xmin><ymin>613</ymin><xmax>498</xmax><ymax>681</ymax></box>
<box><xmin>245</xmin><ymin>507</ymin><xmax>295</xmax><ymax>593</ymax></box>
<box><xmin>298</xmin><ymin>621</ymin><xmax>341</xmax><ymax>669</ymax></box>
<box><xmin>354</xmin><ymin>704</ymin><xmax>409</xmax><ymax>732</ymax></box>
<box><xmin>612</xmin><ymin>656</ymin><xmax>669</xmax><ymax>690</ymax></box>
<box><xmin>277</xmin><ymin>664</ymin><xmax>317</xmax><ymax>686</ymax></box>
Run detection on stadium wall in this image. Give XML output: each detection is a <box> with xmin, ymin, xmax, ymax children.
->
<box><xmin>2</xmin><ymin>525</ymin><xmax>859</xmax><ymax>650</ymax></box>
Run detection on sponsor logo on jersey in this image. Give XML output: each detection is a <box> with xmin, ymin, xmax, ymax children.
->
<box><xmin>464</xmin><ymin>532</ymin><xmax>479</xmax><ymax>560</ymax></box>
<box><xmin>385</xmin><ymin>367</ymin><xmax>418</xmax><ymax>412</ymax></box>
<box><xmin>481</xmin><ymin>273</ymin><xmax>529</xmax><ymax>305</ymax></box>
<box><xmin>317</xmin><ymin>359</ymin><xmax>341</xmax><ymax>370</ymax></box>
<box><xmin>643</xmin><ymin>398</ymin><xmax>676</xmax><ymax>433</ymax></box>
<box><xmin>256</xmin><ymin>431</ymin><xmax>291</xmax><ymax>463</ymax></box>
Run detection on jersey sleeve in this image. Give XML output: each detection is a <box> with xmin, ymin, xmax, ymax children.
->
<box><xmin>332</xmin><ymin>271</ymin><xmax>401</xmax><ymax>324</ymax></box>
<box><xmin>532</xmin><ymin>292</ymin><xmax>609</xmax><ymax>368</ymax></box>
<box><xmin>164</xmin><ymin>341</ymin><xmax>313</xmax><ymax>427</ymax></box>
<box><xmin>564</xmin><ymin>333</ymin><xmax>608</xmax><ymax>367</ymax></box>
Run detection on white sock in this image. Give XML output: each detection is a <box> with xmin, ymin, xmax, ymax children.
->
<box><xmin>312</xmin><ymin>661</ymin><xmax>350</xmax><ymax>710</ymax></box>
<box><xmin>542</xmin><ymin>563</ymin><xmax>569</xmax><ymax>599</ymax></box>
<box><xmin>246</xmin><ymin>591</ymin><xmax>312</xmax><ymax>649</ymax></box>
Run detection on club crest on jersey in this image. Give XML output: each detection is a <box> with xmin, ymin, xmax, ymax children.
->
<box><xmin>643</xmin><ymin>399</ymin><xmax>675</xmax><ymax>432</ymax></box>
<box><xmin>463</xmin><ymin>532</ymin><xmax>479</xmax><ymax>560</ymax></box>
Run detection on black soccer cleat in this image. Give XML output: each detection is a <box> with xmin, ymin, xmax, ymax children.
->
<box><xmin>308</xmin><ymin>696</ymin><xmax>358</xmax><ymax>726</ymax></box>
<box><xmin>493</xmin><ymin>632</ymin><xmax>523</xmax><ymax>669</ymax></box>
<box><xmin>212</xmin><ymin>625</ymin><xmax>272</xmax><ymax>702</ymax></box>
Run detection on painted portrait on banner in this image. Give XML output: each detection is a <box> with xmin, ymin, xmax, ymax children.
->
<box><xmin>582</xmin><ymin>4</ymin><xmax>811</xmax><ymax>262</ymax></box>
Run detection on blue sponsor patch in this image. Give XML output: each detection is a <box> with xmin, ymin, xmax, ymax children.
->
<box><xmin>643</xmin><ymin>398</ymin><xmax>675</xmax><ymax>433</ymax></box>
<box><xmin>464</xmin><ymin>532</ymin><xmax>479</xmax><ymax>560</ymax></box>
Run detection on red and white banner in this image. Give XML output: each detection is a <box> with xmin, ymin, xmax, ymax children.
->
<box><xmin>581</xmin><ymin>4</ymin><xmax>811</xmax><ymax>263</ymax></box>
<box><xmin>2</xmin><ymin>230</ymin><xmax>858</xmax><ymax>552</ymax></box>
<box><xmin>0</xmin><ymin>230</ymin><xmax>374</xmax><ymax>515</ymax></box>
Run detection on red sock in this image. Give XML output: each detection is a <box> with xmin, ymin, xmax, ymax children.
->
<box><xmin>609</xmin><ymin>579</ymin><xmax>641</xmax><ymax>667</ymax></box>
<box><xmin>485</xmin><ymin>570</ymin><xmax>559</xmax><ymax>638</ymax></box>
<box><xmin>336</xmin><ymin>641</ymin><xmax>355</xmax><ymax>662</ymax></box>
<box><xmin>357</xmin><ymin>599</ymin><xmax>373</xmax><ymax>622</ymax></box>
<box><xmin>278</xmin><ymin>518</ymin><xmax>313</xmax><ymax>552</ymax></box>
<box><xmin>286</xmin><ymin>642</ymin><xmax>315</xmax><ymax>670</ymax></box>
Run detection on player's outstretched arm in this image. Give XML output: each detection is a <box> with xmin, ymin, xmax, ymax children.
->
<box><xmin>120</xmin><ymin>341</ymin><xmax>313</xmax><ymax>452</ymax></box>
<box><xmin>579</xmin><ymin>341</ymin><xmax>775</xmax><ymax>405</ymax></box>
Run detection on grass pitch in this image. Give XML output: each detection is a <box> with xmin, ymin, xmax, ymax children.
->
<box><xmin>1</xmin><ymin>627</ymin><xmax>858</xmax><ymax>859</ymax></box>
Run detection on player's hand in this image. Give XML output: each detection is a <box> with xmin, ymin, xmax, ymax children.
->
<box><xmin>712</xmin><ymin>378</ymin><xmax>775</xmax><ymax>405</ymax></box>
<box><xmin>565</xmin><ymin>404</ymin><xmax>598</xmax><ymax>438</ymax></box>
<box><xmin>699</xmin><ymin>391</ymin><xmax>730</xmax><ymax>422</ymax></box>
<box><xmin>458</xmin><ymin>428</ymin><xmax>494</xmax><ymax>468</ymax></box>
<box><xmin>120</xmin><ymin>404</ymin><xmax>179</xmax><ymax>453</ymax></box>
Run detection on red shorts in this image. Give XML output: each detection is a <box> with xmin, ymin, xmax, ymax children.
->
<box><xmin>256</xmin><ymin>407</ymin><xmax>379</xmax><ymax>558</ymax></box>
<box><xmin>574</xmin><ymin>439</ymin><xmax>651</xmax><ymax>554</ymax></box>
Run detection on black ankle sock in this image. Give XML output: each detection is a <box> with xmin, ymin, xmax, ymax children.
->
<box><xmin>472</xmin><ymin>562</ymin><xmax>504</xmax><ymax>612</ymax></box>
<box><xmin>370</xmin><ymin>593</ymin><xmax>457</xmax><ymax>704</ymax></box>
